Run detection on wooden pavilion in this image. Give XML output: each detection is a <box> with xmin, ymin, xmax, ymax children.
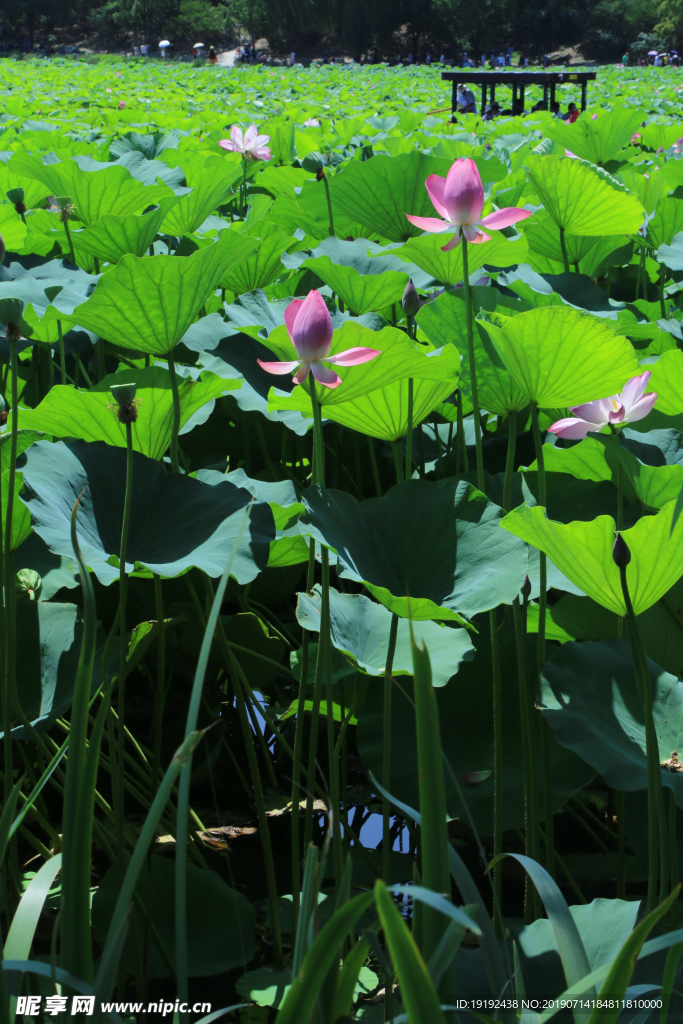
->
<box><xmin>441</xmin><ymin>70</ymin><xmax>597</xmax><ymax>119</ymax></box>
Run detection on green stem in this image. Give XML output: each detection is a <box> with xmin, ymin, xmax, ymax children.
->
<box><xmin>462</xmin><ymin>237</ymin><xmax>484</xmax><ymax>491</ymax></box>
<box><xmin>115</xmin><ymin>420</ymin><xmax>135</xmax><ymax>881</ymax></box>
<box><xmin>392</xmin><ymin>441</ymin><xmax>404</xmax><ymax>485</ymax></box>
<box><xmin>241</xmin><ymin>158</ymin><xmax>248</xmax><ymax>216</ymax></box>
<box><xmin>382</xmin><ymin>614</ymin><xmax>399</xmax><ymax>884</ymax></box>
<box><xmin>57</xmin><ymin>320</ymin><xmax>67</xmax><ymax>384</ymax></box>
<box><xmin>513</xmin><ymin>594</ymin><xmax>540</xmax><ymax>921</ymax></box>
<box><xmin>490</xmin><ymin>606</ymin><xmax>503</xmax><ymax>936</ymax></box>
<box><xmin>291</xmin><ymin>540</ymin><xmax>316</xmax><ymax>931</ymax></box>
<box><xmin>151</xmin><ymin>574</ymin><xmax>166</xmax><ymax>786</ymax></box>
<box><xmin>406</xmin><ymin>379</ymin><xmax>414</xmax><ymax>480</ymax></box>
<box><xmin>167</xmin><ymin>350</ymin><xmax>181</xmax><ymax>473</ymax></box>
<box><xmin>1</xmin><ymin>337</ymin><xmax>14</xmax><ymax>837</ymax></box>
<box><xmin>669</xmin><ymin>791</ymin><xmax>678</xmax><ymax>929</ymax></box>
<box><xmin>616</xmin><ymin>789</ymin><xmax>626</xmax><ymax>900</ymax></box>
<box><xmin>559</xmin><ymin>226</ymin><xmax>570</xmax><ymax>275</ymax></box>
<box><xmin>659</xmin><ymin>264</ymin><xmax>667</xmax><ymax>320</ymax></box>
<box><xmin>368</xmin><ymin>436</ymin><xmax>382</xmax><ymax>497</ymax></box>
<box><xmin>322</xmin><ymin>172</ymin><xmax>335</xmax><ymax>236</ymax></box>
<box><xmin>63</xmin><ymin>215</ymin><xmax>76</xmax><ymax>265</ymax></box>
<box><xmin>618</xmin><ymin>557</ymin><xmax>667</xmax><ymax>911</ymax></box>
<box><xmin>530</xmin><ymin>403</ymin><xmax>554</xmax><ymax>879</ymax></box>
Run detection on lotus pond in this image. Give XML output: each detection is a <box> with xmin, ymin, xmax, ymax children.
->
<box><xmin>5</xmin><ymin>56</ymin><xmax>683</xmax><ymax>1023</ymax></box>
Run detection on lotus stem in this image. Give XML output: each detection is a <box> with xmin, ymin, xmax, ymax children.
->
<box><xmin>115</xmin><ymin>419</ymin><xmax>135</xmax><ymax>881</ymax></box>
<box><xmin>151</xmin><ymin>573</ymin><xmax>166</xmax><ymax>786</ymax></box>
<box><xmin>382</xmin><ymin>614</ymin><xmax>399</xmax><ymax>884</ymax></box>
<box><xmin>167</xmin><ymin>350</ymin><xmax>181</xmax><ymax>473</ymax></box>
<box><xmin>322</xmin><ymin>171</ymin><xmax>335</xmax><ymax>237</ymax></box>
<box><xmin>617</xmin><ymin>544</ymin><xmax>667</xmax><ymax>912</ymax></box>
<box><xmin>461</xmin><ymin>237</ymin><xmax>484</xmax><ymax>491</ymax></box>
<box><xmin>513</xmin><ymin>588</ymin><xmax>541</xmax><ymax>921</ymax></box>
<box><xmin>559</xmin><ymin>226</ymin><xmax>570</xmax><ymax>275</ymax></box>
<box><xmin>616</xmin><ymin>789</ymin><xmax>626</xmax><ymax>900</ymax></box>
<box><xmin>57</xmin><ymin>319</ymin><xmax>67</xmax><ymax>384</ymax></box>
<box><xmin>291</xmin><ymin>541</ymin><xmax>316</xmax><ymax>930</ymax></box>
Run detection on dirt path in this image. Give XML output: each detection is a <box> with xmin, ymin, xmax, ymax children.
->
<box><xmin>217</xmin><ymin>49</ymin><xmax>238</xmax><ymax>67</ymax></box>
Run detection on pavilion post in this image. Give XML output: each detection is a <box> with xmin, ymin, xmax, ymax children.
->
<box><xmin>512</xmin><ymin>81</ymin><xmax>517</xmax><ymax>113</ymax></box>
<box><xmin>491</xmin><ymin>83</ymin><xmax>496</xmax><ymax>104</ymax></box>
<box><xmin>581</xmin><ymin>80</ymin><xmax>587</xmax><ymax>110</ymax></box>
<box><xmin>520</xmin><ymin>83</ymin><xmax>525</xmax><ymax>111</ymax></box>
<box><xmin>481</xmin><ymin>82</ymin><xmax>486</xmax><ymax>113</ymax></box>
<box><xmin>550</xmin><ymin>82</ymin><xmax>556</xmax><ymax>107</ymax></box>
<box><xmin>543</xmin><ymin>83</ymin><xmax>548</xmax><ymax>106</ymax></box>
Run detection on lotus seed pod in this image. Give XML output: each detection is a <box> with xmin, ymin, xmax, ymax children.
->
<box><xmin>110</xmin><ymin>382</ymin><xmax>139</xmax><ymax>424</ymax></box>
<box><xmin>401</xmin><ymin>278</ymin><xmax>420</xmax><ymax>318</ymax></box>
<box><xmin>16</xmin><ymin>569</ymin><xmax>43</xmax><ymax>601</ymax></box>
<box><xmin>612</xmin><ymin>533</ymin><xmax>631</xmax><ymax>569</ymax></box>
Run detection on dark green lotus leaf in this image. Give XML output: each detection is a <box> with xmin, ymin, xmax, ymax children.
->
<box><xmin>357</xmin><ymin>622</ymin><xmax>594</xmax><ymax>832</ymax></box>
<box><xmin>14</xmin><ymin>365</ymin><xmax>236</xmax><ymax>460</ymax></box>
<box><xmin>92</xmin><ymin>856</ymin><xmax>254</xmax><ymax>978</ymax></box>
<box><xmin>56</xmin><ymin>232</ymin><xmax>256</xmax><ymax>355</ymax></box>
<box><xmin>300</xmin><ymin>480</ymin><xmax>527</xmax><ymax>621</ymax></box>
<box><xmin>1</xmin><ymin>601</ymin><xmax>100</xmax><ymax>739</ymax></box>
<box><xmin>13</xmin><ymin>531</ymin><xmax>78</xmax><ymax>601</ymax></box>
<box><xmin>19</xmin><ymin>440</ymin><xmax>274</xmax><ymax>585</ymax></box>
<box><xmin>542</xmin><ymin>639</ymin><xmax>683</xmax><ymax>807</ymax></box>
<box><xmin>297</xmin><ymin>585</ymin><xmax>474</xmax><ymax>686</ymax></box>
<box><xmin>328</xmin><ymin>151</ymin><xmax>453</xmax><ymax>242</ymax></box>
<box><xmin>72</xmin><ymin>198</ymin><xmax>181</xmax><ymax>264</ymax></box>
<box><xmin>389</xmin><ymin>230</ymin><xmax>528</xmax><ymax>287</ymax></box>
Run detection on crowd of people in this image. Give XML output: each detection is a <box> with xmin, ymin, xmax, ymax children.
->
<box><xmin>455</xmin><ymin>82</ymin><xmax>580</xmax><ymax>121</ymax></box>
<box><xmin>623</xmin><ymin>49</ymin><xmax>680</xmax><ymax>66</ymax></box>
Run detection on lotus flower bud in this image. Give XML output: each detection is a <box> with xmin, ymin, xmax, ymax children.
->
<box><xmin>401</xmin><ymin>278</ymin><xmax>420</xmax><ymax>318</ymax></box>
<box><xmin>16</xmin><ymin>569</ymin><xmax>42</xmax><ymax>601</ymax></box>
<box><xmin>520</xmin><ymin>574</ymin><xmax>531</xmax><ymax>599</ymax></box>
<box><xmin>612</xmin><ymin>533</ymin><xmax>631</xmax><ymax>569</ymax></box>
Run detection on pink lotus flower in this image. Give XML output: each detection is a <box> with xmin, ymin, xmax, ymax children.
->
<box><xmin>405</xmin><ymin>157</ymin><xmax>531</xmax><ymax>251</ymax></box>
<box><xmin>548</xmin><ymin>372</ymin><xmax>657</xmax><ymax>440</ymax></box>
<box><xmin>106</xmin><ymin>88</ymin><xmax>112</xmax><ymax>93</ymax></box>
<box><xmin>116</xmin><ymin>70</ymin><xmax>122</xmax><ymax>77</ymax></box>
<box><xmin>118</xmin><ymin>101</ymin><xmax>126</xmax><ymax>109</ymax></box>
<box><xmin>258</xmin><ymin>290</ymin><xmax>379</xmax><ymax>389</ymax></box>
<box><xmin>303</xmin><ymin>117</ymin><xmax>320</xmax><ymax>127</ymax></box>
<box><xmin>219</xmin><ymin>124</ymin><xmax>271</xmax><ymax>161</ymax></box>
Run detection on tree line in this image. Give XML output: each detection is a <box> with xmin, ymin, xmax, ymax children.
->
<box><xmin>2</xmin><ymin>0</ymin><xmax>681</xmax><ymax>62</ymax></box>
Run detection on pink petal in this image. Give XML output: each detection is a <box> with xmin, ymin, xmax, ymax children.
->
<box><xmin>252</xmin><ymin>134</ymin><xmax>271</xmax><ymax>148</ymax></box>
<box><xmin>252</xmin><ymin>146</ymin><xmax>271</xmax><ymax>161</ymax></box>
<box><xmin>405</xmin><ymin>214</ymin><xmax>450</xmax><ymax>233</ymax></box>
<box><xmin>325</xmin><ymin>347</ymin><xmax>380</xmax><ymax>366</ymax></box>
<box><xmin>443</xmin><ymin>158</ymin><xmax>484</xmax><ymax>224</ymax></box>
<box><xmin>290</xmin><ymin>290</ymin><xmax>333</xmax><ymax>360</ymax></box>
<box><xmin>624</xmin><ymin>392</ymin><xmax>657</xmax><ymax>422</ymax></box>
<box><xmin>478</xmin><ymin>207</ymin><xmax>532</xmax><ymax>230</ymax></box>
<box><xmin>547</xmin><ymin>417</ymin><xmax>604</xmax><ymax>439</ymax></box>
<box><xmin>244</xmin><ymin>124</ymin><xmax>258</xmax><ymax>145</ymax></box>
<box><xmin>257</xmin><ymin>359</ymin><xmax>302</xmax><ymax>375</ymax></box>
<box><xmin>619</xmin><ymin>371</ymin><xmax>651</xmax><ymax>409</ymax></box>
<box><xmin>293</xmin><ymin>363</ymin><xmax>310</xmax><ymax>384</ymax></box>
<box><xmin>441</xmin><ymin>231</ymin><xmax>461</xmax><ymax>251</ymax></box>
<box><xmin>218</xmin><ymin>139</ymin><xmax>236</xmax><ymax>151</ymax></box>
<box><xmin>568</xmin><ymin>398</ymin><xmax>615</xmax><ymax>425</ymax></box>
<box><xmin>284</xmin><ymin>298</ymin><xmax>304</xmax><ymax>344</ymax></box>
<box><xmin>230</xmin><ymin>125</ymin><xmax>243</xmax><ymax>149</ymax></box>
<box><xmin>462</xmin><ymin>223</ymin><xmax>489</xmax><ymax>244</ymax></box>
<box><xmin>310</xmin><ymin>361</ymin><xmax>342</xmax><ymax>388</ymax></box>
<box><xmin>425</xmin><ymin>174</ymin><xmax>450</xmax><ymax>219</ymax></box>
<box><xmin>608</xmin><ymin>405</ymin><xmax>625</xmax><ymax>425</ymax></box>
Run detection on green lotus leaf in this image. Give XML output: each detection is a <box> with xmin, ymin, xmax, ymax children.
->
<box><xmin>13</xmin><ymin>366</ymin><xmax>235</xmax><ymax>459</ymax></box>
<box><xmin>267</xmin><ymin>334</ymin><xmax>459</xmax><ymax>439</ymax></box>
<box><xmin>0</xmin><ymin>602</ymin><xmax>104</xmax><ymax>740</ymax></box>
<box><xmin>535</xmin><ymin>106</ymin><xmax>643</xmax><ymax>166</ymax></box>
<box><xmin>264</xmin><ymin>321</ymin><xmax>458</xmax><ymax>410</ymax></box>
<box><xmin>535</xmin><ymin>430</ymin><xmax>683</xmax><ymax>511</ymax></box>
<box><xmin>541</xmin><ymin>640</ymin><xmax>683</xmax><ymax>806</ymax></box>
<box><xmin>293</xmin><ymin>254</ymin><xmax>408</xmax><ymax>315</ymax></box>
<box><xmin>521</xmin><ymin>211</ymin><xmax>602</xmax><ymax>269</ymax></box>
<box><xmin>162</xmin><ymin>154</ymin><xmax>241</xmax><ymax>235</ymax></box>
<box><xmin>92</xmin><ymin>857</ymin><xmax>254</xmax><ymax>978</ymax></box>
<box><xmin>220</xmin><ymin>230</ymin><xmax>296</xmax><ymax>294</ymax></box>
<box><xmin>328</xmin><ymin>151</ymin><xmax>453</xmax><ymax>242</ymax></box>
<box><xmin>9</xmin><ymin>152</ymin><xmax>173</xmax><ymax>226</ymax></box>
<box><xmin>478</xmin><ymin>305</ymin><xmax>640</xmax><ymax>407</ymax></box>
<box><xmin>297</xmin><ymin>584</ymin><xmax>474</xmax><ymax>686</ymax></box>
<box><xmin>0</xmin><ymin>161</ymin><xmax>53</xmax><ymax>211</ymax></box>
<box><xmin>20</xmin><ymin>440</ymin><xmax>275</xmax><ymax>585</ymax></box>
<box><xmin>418</xmin><ymin>292</ymin><xmax>528</xmax><ymax>415</ymax></box>
<box><xmin>641</xmin><ymin>349</ymin><xmax>683</xmax><ymax>415</ymax></box>
<box><xmin>56</xmin><ymin>232</ymin><xmax>257</xmax><ymax>355</ymax></box>
<box><xmin>0</xmin><ymin>204</ymin><xmax>28</xmax><ymax>254</ymax></box>
<box><xmin>500</xmin><ymin>498</ymin><xmax>683</xmax><ymax>616</ymax></box>
<box><xmin>656</xmin><ymin>229</ymin><xmax>683</xmax><ymax>272</ymax></box>
<box><xmin>388</xmin><ymin>230</ymin><xmax>528</xmax><ymax>287</ymax></box>
<box><xmin>525</xmin><ymin>155</ymin><xmax>645</xmax><ymax>236</ymax></box>
<box><xmin>357</xmin><ymin>622</ymin><xmax>593</xmax><ymax>833</ymax></box>
<box><xmin>72</xmin><ymin>198</ymin><xmax>181</xmax><ymax>264</ymax></box>
<box><xmin>618</xmin><ymin>167</ymin><xmax>669</xmax><ymax>217</ymax></box>
<box><xmin>300</xmin><ymin>480</ymin><xmax>527</xmax><ymax>621</ymax></box>
<box><xmin>3</xmin><ymin>470</ymin><xmax>32</xmax><ymax>553</ymax></box>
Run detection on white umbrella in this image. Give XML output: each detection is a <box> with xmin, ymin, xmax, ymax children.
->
<box><xmin>159</xmin><ymin>40</ymin><xmax>170</xmax><ymax>48</ymax></box>
<box><xmin>193</xmin><ymin>43</ymin><xmax>204</xmax><ymax>48</ymax></box>
<box><xmin>648</xmin><ymin>50</ymin><xmax>658</xmax><ymax>55</ymax></box>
